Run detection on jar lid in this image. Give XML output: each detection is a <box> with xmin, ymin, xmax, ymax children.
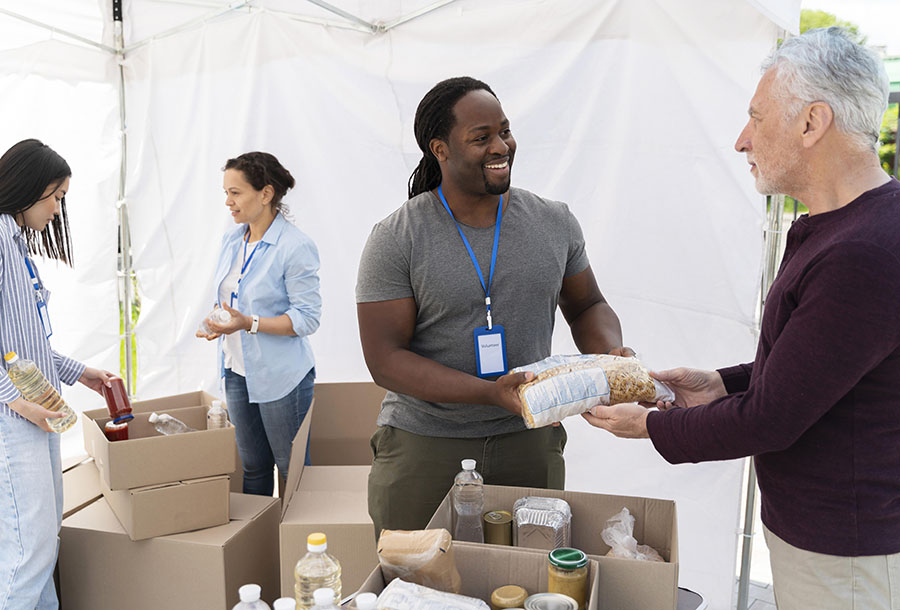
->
<box><xmin>113</xmin><ymin>414</ymin><xmax>134</xmax><ymax>424</ymax></box>
<box><xmin>548</xmin><ymin>547</ymin><xmax>587</xmax><ymax>569</ymax></box>
<box><xmin>492</xmin><ymin>584</ymin><xmax>528</xmax><ymax>606</ymax></box>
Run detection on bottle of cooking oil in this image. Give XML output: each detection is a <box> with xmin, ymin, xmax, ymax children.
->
<box><xmin>294</xmin><ymin>532</ymin><xmax>341</xmax><ymax>610</ymax></box>
<box><xmin>4</xmin><ymin>351</ymin><xmax>76</xmax><ymax>433</ymax></box>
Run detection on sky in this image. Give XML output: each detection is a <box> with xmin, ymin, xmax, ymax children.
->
<box><xmin>802</xmin><ymin>0</ymin><xmax>900</xmax><ymax>55</ymax></box>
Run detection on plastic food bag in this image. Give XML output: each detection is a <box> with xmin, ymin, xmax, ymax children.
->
<box><xmin>377</xmin><ymin>528</ymin><xmax>461</xmax><ymax>593</ymax></box>
<box><xmin>375</xmin><ymin>579</ymin><xmax>489</xmax><ymax>610</ymax></box>
<box><xmin>601</xmin><ymin>507</ymin><xmax>665</xmax><ymax>562</ymax></box>
<box><xmin>513</xmin><ymin>354</ymin><xmax>675</xmax><ymax>429</ymax></box>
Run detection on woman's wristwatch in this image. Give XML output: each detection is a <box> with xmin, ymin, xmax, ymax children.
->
<box><xmin>248</xmin><ymin>314</ymin><xmax>260</xmax><ymax>335</ymax></box>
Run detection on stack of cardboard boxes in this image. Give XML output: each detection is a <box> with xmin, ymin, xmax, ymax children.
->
<box><xmin>58</xmin><ymin>382</ymin><xmax>681</xmax><ymax>609</ymax></box>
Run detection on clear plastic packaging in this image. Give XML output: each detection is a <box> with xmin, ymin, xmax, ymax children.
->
<box><xmin>4</xmin><ymin>351</ymin><xmax>77</xmax><ymax>433</ymax></box>
<box><xmin>512</xmin><ymin>354</ymin><xmax>675</xmax><ymax>428</ymax></box>
<box><xmin>601</xmin><ymin>507</ymin><xmax>665</xmax><ymax>562</ymax></box>
<box><xmin>232</xmin><ymin>584</ymin><xmax>271</xmax><ymax>609</ymax></box>
<box><xmin>452</xmin><ymin>459</ymin><xmax>484</xmax><ymax>543</ymax></box>
<box><xmin>207</xmin><ymin>399</ymin><xmax>229</xmax><ymax>429</ymax></box>
<box><xmin>376</xmin><ymin>579</ymin><xmax>490</xmax><ymax>610</ymax></box>
<box><xmin>513</xmin><ymin>497</ymin><xmax>572</xmax><ymax>550</ymax></box>
<box><xmin>199</xmin><ymin>307</ymin><xmax>232</xmax><ymax>334</ymax></box>
<box><xmin>294</xmin><ymin>533</ymin><xmax>341</xmax><ymax>609</ymax></box>
<box><xmin>148</xmin><ymin>412</ymin><xmax>196</xmax><ymax>435</ymax></box>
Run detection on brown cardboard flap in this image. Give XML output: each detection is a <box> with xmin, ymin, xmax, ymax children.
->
<box><xmin>62</xmin><ymin>453</ymin><xmax>90</xmax><ymax>472</ymax></box>
<box><xmin>62</xmin><ymin>460</ymin><xmax>102</xmax><ymax>519</ymax></box>
<box><xmin>280</xmin><ymin>400</ymin><xmax>315</xmax><ymax>520</ymax></box>
<box><xmin>310</xmin><ymin>382</ymin><xmax>385</xmax><ymax>465</ymax></box>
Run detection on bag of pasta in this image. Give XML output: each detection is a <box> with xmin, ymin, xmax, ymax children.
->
<box><xmin>512</xmin><ymin>354</ymin><xmax>675</xmax><ymax>429</ymax></box>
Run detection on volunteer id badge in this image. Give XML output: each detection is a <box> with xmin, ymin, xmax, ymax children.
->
<box><xmin>473</xmin><ymin>325</ymin><xmax>507</xmax><ymax>378</ymax></box>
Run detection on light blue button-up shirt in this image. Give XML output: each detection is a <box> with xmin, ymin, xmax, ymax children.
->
<box><xmin>212</xmin><ymin>213</ymin><xmax>321</xmax><ymax>403</ymax></box>
<box><xmin>0</xmin><ymin>214</ymin><xmax>85</xmax><ymax>419</ymax></box>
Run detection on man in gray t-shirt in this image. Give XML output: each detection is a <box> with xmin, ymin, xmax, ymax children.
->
<box><xmin>356</xmin><ymin>77</ymin><xmax>632</xmax><ymax>536</ymax></box>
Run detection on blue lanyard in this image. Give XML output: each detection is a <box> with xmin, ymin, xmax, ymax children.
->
<box><xmin>230</xmin><ymin>231</ymin><xmax>262</xmax><ymax>307</ymax></box>
<box><xmin>437</xmin><ymin>185</ymin><xmax>503</xmax><ymax>329</ymax></box>
<box><xmin>23</xmin><ymin>257</ymin><xmax>44</xmax><ymax>302</ymax></box>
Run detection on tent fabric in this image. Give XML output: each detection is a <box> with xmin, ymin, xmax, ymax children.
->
<box><xmin>0</xmin><ymin>2</ymin><xmax>794</xmax><ymax>608</ymax></box>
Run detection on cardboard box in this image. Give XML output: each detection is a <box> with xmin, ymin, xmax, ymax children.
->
<box><xmin>60</xmin><ymin>492</ymin><xmax>280</xmax><ymax>609</ymax></box>
<box><xmin>62</xmin><ymin>458</ymin><xmax>102</xmax><ymax>519</ymax></box>
<box><xmin>279</xmin><ymin>385</ymin><xmax>384</xmax><ymax>599</ymax></box>
<box><xmin>426</xmin><ymin>485</ymin><xmax>679</xmax><ymax>610</ymax></box>
<box><xmin>309</xmin><ymin>381</ymin><xmax>385</xmax><ymax>465</ymax></box>
<box><xmin>82</xmin><ymin>390</ymin><xmax>236</xmax><ymax>490</ymax></box>
<box><xmin>101</xmin><ymin>474</ymin><xmax>230</xmax><ymax>541</ymax></box>
<box><xmin>356</xmin><ymin>542</ymin><xmax>600</xmax><ymax>610</ymax></box>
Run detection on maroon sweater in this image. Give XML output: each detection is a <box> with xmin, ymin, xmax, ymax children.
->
<box><xmin>647</xmin><ymin>179</ymin><xmax>900</xmax><ymax>556</ymax></box>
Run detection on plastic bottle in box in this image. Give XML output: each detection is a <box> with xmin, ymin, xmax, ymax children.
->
<box><xmin>232</xmin><ymin>584</ymin><xmax>271</xmax><ymax>609</ymax></box>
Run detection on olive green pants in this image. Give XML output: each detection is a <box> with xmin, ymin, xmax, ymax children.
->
<box><xmin>367</xmin><ymin>424</ymin><xmax>567</xmax><ymax>539</ymax></box>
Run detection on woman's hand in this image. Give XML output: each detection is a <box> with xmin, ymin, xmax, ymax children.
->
<box><xmin>651</xmin><ymin>367</ymin><xmax>726</xmax><ymax>410</ymax></box>
<box><xmin>8</xmin><ymin>396</ymin><xmax>64</xmax><ymax>432</ymax></box>
<box><xmin>78</xmin><ymin>367</ymin><xmax>116</xmax><ymax>395</ymax></box>
<box><xmin>208</xmin><ymin>303</ymin><xmax>251</xmax><ymax>336</ymax></box>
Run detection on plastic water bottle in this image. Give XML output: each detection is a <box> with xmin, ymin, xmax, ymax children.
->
<box><xmin>207</xmin><ymin>399</ymin><xmax>229</xmax><ymax>429</ymax></box>
<box><xmin>148</xmin><ymin>412</ymin><xmax>196</xmax><ymax>435</ymax></box>
<box><xmin>294</xmin><ymin>532</ymin><xmax>342</xmax><ymax>609</ymax></box>
<box><xmin>199</xmin><ymin>307</ymin><xmax>231</xmax><ymax>334</ymax></box>
<box><xmin>312</xmin><ymin>588</ymin><xmax>339</xmax><ymax>609</ymax></box>
<box><xmin>232</xmin><ymin>584</ymin><xmax>271</xmax><ymax>609</ymax></box>
<box><xmin>353</xmin><ymin>592</ymin><xmax>377</xmax><ymax>610</ymax></box>
<box><xmin>452</xmin><ymin>459</ymin><xmax>484</xmax><ymax>543</ymax></box>
<box><xmin>4</xmin><ymin>351</ymin><xmax>77</xmax><ymax>433</ymax></box>
<box><xmin>273</xmin><ymin>598</ymin><xmax>297</xmax><ymax>610</ymax></box>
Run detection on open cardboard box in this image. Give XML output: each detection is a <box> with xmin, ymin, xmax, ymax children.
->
<box><xmin>426</xmin><ymin>485</ymin><xmax>679</xmax><ymax>610</ymax></box>
<box><xmin>60</xmin><ymin>491</ymin><xmax>280</xmax><ymax>609</ymax></box>
<box><xmin>279</xmin><ymin>382</ymin><xmax>385</xmax><ymax>599</ymax></box>
<box><xmin>356</xmin><ymin>542</ymin><xmax>600</xmax><ymax>609</ymax></box>
<box><xmin>82</xmin><ymin>390</ymin><xmax>236</xmax><ymax>490</ymax></box>
<box><xmin>100</xmin><ymin>474</ymin><xmax>230</xmax><ymax>541</ymax></box>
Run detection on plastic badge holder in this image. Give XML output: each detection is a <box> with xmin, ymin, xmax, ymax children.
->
<box><xmin>513</xmin><ymin>496</ymin><xmax>572</xmax><ymax>550</ymax></box>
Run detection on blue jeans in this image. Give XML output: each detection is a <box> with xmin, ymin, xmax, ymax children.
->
<box><xmin>0</xmin><ymin>413</ymin><xmax>62</xmax><ymax>610</ymax></box>
<box><xmin>224</xmin><ymin>367</ymin><xmax>314</xmax><ymax>496</ymax></box>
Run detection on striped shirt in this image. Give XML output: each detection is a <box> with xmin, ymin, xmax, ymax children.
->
<box><xmin>0</xmin><ymin>214</ymin><xmax>84</xmax><ymax>419</ymax></box>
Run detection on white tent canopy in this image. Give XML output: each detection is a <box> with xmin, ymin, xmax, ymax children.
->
<box><xmin>0</xmin><ymin>1</ymin><xmax>800</xmax><ymax>608</ymax></box>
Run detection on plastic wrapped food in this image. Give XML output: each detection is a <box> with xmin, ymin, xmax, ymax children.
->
<box><xmin>601</xmin><ymin>507</ymin><xmax>665</xmax><ymax>562</ymax></box>
<box><xmin>374</xmin><ymin>578</ymin><xmax>489</xmax><ymax>610</ymax></box>
<box><xmin>513</xmin><ymin>355</ymin><xmax>675</xmax><ymax>429</ymax></box>
<box><xmin>513</xmin><ymin>497</ymin><xmax>572</xmax><ymax>551</ymax></box>
<box><xmin>377</xmin><ymin>528</ymin><xmax>461</xmax><ymax>593</ymax></box>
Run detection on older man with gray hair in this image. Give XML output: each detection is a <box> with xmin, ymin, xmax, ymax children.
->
<box><xmin>584</xmin><ymin>27</ymin><xmax>899</xmax><ymax>609</ymax></box>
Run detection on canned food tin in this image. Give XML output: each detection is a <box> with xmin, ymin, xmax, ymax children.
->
<box><xmin>523</xmin><ymin>593</ymin><xmax>578</xmax><ymax>610</ymax></box>
<box><xmin>484</xmin><ymin>510</ymin><xmax>513</xmax><ymax>545</ymax></box>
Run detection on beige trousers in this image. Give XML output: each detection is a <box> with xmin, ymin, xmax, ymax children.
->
<box><xmin>765</xmin><ymin>525</ymin><xmax>900</xmax><ymax>610</ymax></box>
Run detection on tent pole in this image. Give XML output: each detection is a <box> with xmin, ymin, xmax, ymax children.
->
<box><xmin>113</xmin><ymin>0</ymin><xmax>135</xmax><ymax>396</ymax></box>
<box><xmin>736</xmin><ymin>193</ymin><xmax>786</xmax><ymax>609</ymax></box>
<box><xmin>382</xmin><ymin>0</ymin><xmax>459</xmax><ymax>31</ymax></box>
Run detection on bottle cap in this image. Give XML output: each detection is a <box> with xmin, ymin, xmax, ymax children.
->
<box><xmin>148</xmin><ymin>412</ymin><xmax>159</xmax><ymax>423</ymax></box>
<box><xmin>307</xmin><ymin>532</ymin><xmax>327</xmax><ymax>551</ymax></box>
<box><xmin>548</xmin><ymin>547</ymin><xmax>588</xmax><ymax>569</ymax></box>
<box><xmin>313</xmin><ymin>588</ymin><xmax>333</xmax><ymax>607</ymax></box>
<box><xmin>273</xmin><ymin>598</ymin><xmax>297</xmax><ymax>610</ymax></box>
<box><xmin>354</xmin><ymin>592</ymin><xmax>377</xmax><ymax>610</ymax></box>
<box><xmin>238</xmin><ymin>584</ymin><xmax>262</xmax><ymax>602</ymax></box>
<box><xmin>461</xmin><ymin>459</ymin><xmax>476</xmax><ymax>471</ymax></box>
<box><xmin>113</xmin><ymin>414</ymin><xmax>134</xmax><ymax>424</ymax></box>
<box><xmin>4</xmin><ymin>351</ymin><xmax>17</xmax><ymax>362</ymax></box>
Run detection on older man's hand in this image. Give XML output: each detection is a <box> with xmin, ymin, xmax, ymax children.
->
<box><xmin>581</xmin><ymin>402</ymin><xmax>650</xmax><ymax>439</ymax></box>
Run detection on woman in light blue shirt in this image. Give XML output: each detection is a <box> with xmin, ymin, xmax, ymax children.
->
<box><xmin>197</xmin><ymin>151</ymin><xmax>321</xmax><ymax>496</ymax></box>
<box><xmin>0</xmin><ymin>139</ymin><xmax>115</xmax><ymax>609</ymax></box>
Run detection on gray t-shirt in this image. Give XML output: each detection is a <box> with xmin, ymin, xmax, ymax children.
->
<box><xmin>356</xmin><ymin>187</ymin><xmax>590</xmax><ymax>437</ymax></box>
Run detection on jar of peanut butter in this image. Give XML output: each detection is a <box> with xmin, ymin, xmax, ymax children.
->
<box><xmin>547</xmin><ymin>548</ymin><xmax>588</xmax><ymax>610</ymax></box>
<box><xmin>491</xmin><ymin>584</ymin><xmax>528</xmax><ymax>610</ymax></box>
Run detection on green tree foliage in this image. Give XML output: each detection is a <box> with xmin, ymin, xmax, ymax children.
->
<box><xmin>881</xmin><ymin>104</ymin><xmax>898</xmax><ymax>176</ymax></box>
<box><xmin>799</xmin><ymin>9</ymin><xmax>866</xmax><ymax>41</ymax></box>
